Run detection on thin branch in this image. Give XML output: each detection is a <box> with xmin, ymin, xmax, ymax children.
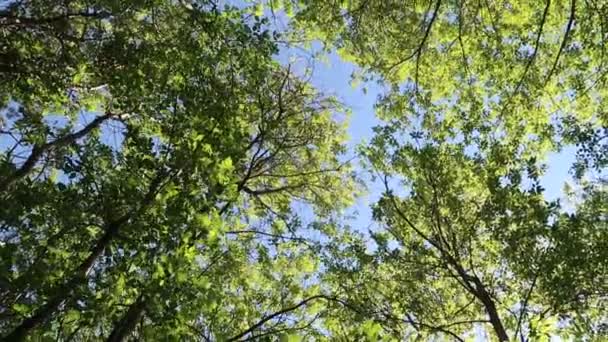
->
<box><xmin>404</xmin><ymin>314</ymin><xmax>467</xmax><ymax>342</ymax></box>
<box><xmin>0</xmin><ymin>112</ymin><xmax>114</xmax><ymax>193</ymax></box>
<box><xmin>382</xmin><ymin>176</ymin><xmax>508</xmax><ymax>341</ymax></box>
<box><xmin>514</xmin><ymin>0</ymin><xmax>551</xmax><ymax>94</ymax></box>
<box><xmin>515</xmin><ymin>272</ymin><xmax>539</xmax><ymax>342</ymax></box>
<box><xmin>226</xmin><ymin>230</ymin><xmax>309</xmax><ymax>244</ymax></box>
<box><xmin>458</xmin><ymin>1</ymin><xmax>472</xmax><ymax>85</ymax></box>
<box><xmin>386</xmin><ymin>0</ymin><xmax>442</xmax><ymax>80</ymax></box>
<box><xmin>242</xmin><ymin>183</ymin><xmax>306</xmax><ymax>196</ymax></box>
<box><xmin>0</xmin><ymin>10</ymin><xmax>112</xmax><ymax>27</ymax></box>
<box><xmin>545</xmin><ymin>0</ymin><xmax>576</xmax><ymax>85</ymax></box>
<box><xmin>226</xmin><ymin>295</ymin><xmax>325</xmax><ymax>341</ymax></box>
<box><xmin>240</xmin><ymin>313</ymin><xmax>321</xmax><ymax>342</ymax></box>
<box><xmin>382</xmin><ymin>176</ymin><xmax>446</xmax><ymax>256</ymax></box>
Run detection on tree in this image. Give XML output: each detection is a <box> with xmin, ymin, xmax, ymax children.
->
<box><xmin>315</xmin><ymin>119</ymin><xmax>606</xmax><ymax>340</ymax></box>
<box><xmin>1</xmin><ymin>1</ymin><xmax>606</xmax><ymax>341</ymax></box>
<box><xmin>1</xmin><ymin>1</ymin><xmax>355</xmax><ymax>340</ymax></box>
<box><xmin>284</xmin><ymin>3</ymin><xmax>607</xmax><ymax>339</ymax></box>
<box><xmin>291</xmin><ymin>0</ymin><xmax>607</xmax><ymax>168</ymax></box>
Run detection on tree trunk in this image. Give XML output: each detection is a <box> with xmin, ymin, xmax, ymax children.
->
<box><xmin>2</xmin><ymin>219</ymin><xmax>124</xmax><ymax>340</ymax></box>
<box><xmin>472</xmin><ymin>278</ymin><xmax>509</xmax><ymax>341</ymax></box>
<box><xmin>447</xmin><ymin>256</ymin><xmax>509</xmax><ymax>341</ymax></box>
<box><xmin>106</xmin><ymin>295</ymin><xmax>147</xmax><ymax>342</ymax></box>
<box><xmin>3</xmin><ymin>172</ymin><xmax>164</xmax><ymax>340</ymax></box>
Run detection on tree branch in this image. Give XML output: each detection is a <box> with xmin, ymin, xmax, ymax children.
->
<box><xmin>386</xmin><ymin>0</ymin><xmax>442</xmax><ymax>82</ymax></box>
<box><xmin>226</xmin><ymin>295</ymin><xmax>325</xmax><ymax>341</ymax></box>
<box><xmin>0</xmin><ymin>112</ymin><xmax>114</xmax><ymax>193</ymax></box>
<box><xmin>514</xmin><ymin>0</ymin><xmax>551</xmax><ymax>94</ymax></box>
<box><xmin>545</xmin><ymin>0</ymin><xmax>576</xmax><ymax>85</ymax></box>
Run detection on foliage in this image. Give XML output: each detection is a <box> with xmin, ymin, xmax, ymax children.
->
<box><xmin>289</xmin><ymin>0</ymin><xmax>607</xmax><ymax>340</ymax></box>
<box><xmin>291</xmin><ymin>0</ymin><xmax>607</xmax><ymax>169</ymax></box>
<box><xmin>0</xmin><ymin>1</ymin><xmax>355</xmax><ymax>340</ymax></box>
<box><xmin>0</xmin><ymin>0</ymin><xmax>606</xmax><ymax>341</ymax></box>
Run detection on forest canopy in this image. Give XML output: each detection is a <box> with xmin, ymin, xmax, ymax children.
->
<box><xmin>0</xmin><ymin>0</ymin><xmax>606</xmax><ymax>341</ymax></box>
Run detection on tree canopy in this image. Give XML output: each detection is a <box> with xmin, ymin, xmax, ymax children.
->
<box><xmin>0</xmin><ymin>0</ymin><xmax>606</xmax><ymax>341</ymax></box>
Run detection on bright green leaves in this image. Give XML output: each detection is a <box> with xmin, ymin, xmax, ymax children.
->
<box><xmin>349</xmin><ymin>97</ymin><xmax>603</xmax><ymax>340</ymax></box>
<box><xmin>360</xmin><ymin>320</ymin><xmax>383</xmax><ymax>341</ymax></box>
<box><xmin>281</xmin><ymin>334</ymin><xmax>302</xmax><ymax>342</ymax></box>
<box><xmin>236</xmin><ymin>66</ymin><xmax>357</xmax><ymax>219</ymax></box>
<box><xmin>254</xmin><ymin>2</ymin><xmax>264</xmax><ymax>17</ymax></box>
<box><xmin>12</xmin><ymin>303</ymin><xmax>31</xmax><ymax>316</ymax></box>
<box><xmin>290</xmin><ymin>0</ymin><xmax>604</xmax><ymax>340</ymax></box>
<box><xmin>293</xmin><ymin>0</ymin><xmax>607</xmax><ymax>177</ymax></box>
